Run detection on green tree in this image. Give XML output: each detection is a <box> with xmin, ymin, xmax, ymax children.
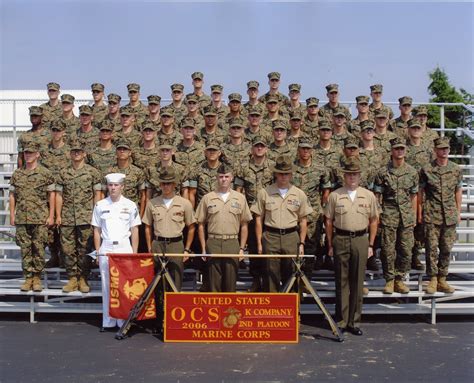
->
<box><xmin>424</xmin><ymin>67</ymin><xmax>473</xmax><ymax>155</ymax></box>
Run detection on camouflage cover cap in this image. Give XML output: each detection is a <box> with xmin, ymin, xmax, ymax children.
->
<box><xmin>318</xmin><ymin>124</ymin><xmax>332</xmax><ymax>131</ymax></box>
<box><xmin>252</xmin><ymin>135</ymin><xmax>268</xmax><ymax>146</ymax></box>
<box><xmin>127</xmin><ymin>83</ymin><xmax>140</xmax><ymax>92</ymax></box>
<box><xmin>370</xmin><ymin>84</ymin><xmax>383</xmax><ymax>93</ymax></box>
<box><xmin>434</xmin><ymin>137</ymin><xmax>450</xmax><ymax>149</ymax></box>
<box><xmin>356</xmin><ymin>95</ymin><xmax>370</xmax><ymax>104</ymax></box>
<box><xmin>202</xmin><ymin>105</ymin><xmax>217</xmax><ymax>116</ymax></box>
<box><xmin>210</xmin><ymin>84</ymin><xmax>223</xmax><ymax>94</ymax></box>
<box><xmin>217</xmin><ymin>163</ymin><xmax>233</xmax><ymax>174</ymax></box>
<box><xmin>248</xmin><ymin>106</ymin><xmax>262</xmax><ymax>116</ymax></box>
<box><xmin>23</xmin><ymin>142</ymin><xmax>40</xmax><ymax>152</ymax></box>
<box><xmin>267</xmin><ymin>72</ymin><xmax>281</xmax><ymax>80</ymax></box>
<box><xmin>341</xmin><ymin>157</ymin><xmax>362</xmax><ymax>173</ymax></box>
<box><xmin>298</xmin><ymin>137</ymin><xmax>313</xmax><ymax>148</ymax></box>
<box><xmin>99</xmin><ymin>120</ymin><xmax>115</xmax><ymax>131</ymax></box>
<box><xmin>272</xmin><ymin>155</ymin><xmax>296</xmax><ymax>173</ymax></box>
<box><xmin>415</xmin><ymin>106</ymin><xmax>428</xmax><ymax>116</ymax></box>
<box><xmin>360</xmin><ymin>120</ymin><xmax>375</xmax><ymax>131</ymax></box>
<box><xmin>115</xmin><ymin>139</ymin><xmax>131</xmax><ymax>149</ymax></box>
<box><xmin>171</xmin><ymin>83</ymin><xmax>184</xmax><ymax>92</ymax></box>
<box><xmin>266</xmin><ymin>94</ymin><xmax>279</xmax><ymax>104</ymax></box>
<box><xmin>288</xmin><ymin>83</ymin><xmax>301</xmax><ymax>92</ymax></box>
<box><xmin>160</xmin><ymin>107</ymin><xmax>174</xmax><ymax>117</ymax></box>
<box><xmin>107</xmin><ymin>93</ymin><xmax>122</xmax><ymax>103</ymax></box>
<box><xmin>272</xmin><ymin>120</ymin><xmax>287</xmax><ymax>130</ymax></box>
<box><xmin>140</xmin><ymin>121</ymin><xmax>158</xmax><ymax>131</ymax></box>
<box><xmin>344</xmin><ymin>136</ymin><xmax>360</xmax><ymax>148</ymax></box>
<box><xmin>205</xmin><ymin>140</ymin><xmax>221</xmax><ymax>150</ymax></box>
<box><xmin>158</xmin><ymin>167</ymin><xmax>177</xmax><ymax>183</ymax></box>
<box><xmin>408</xmin><ymin>118</ymin><xmax>422</xmax><ymax>129</ymax></box>
<box><xmin>79</xmin><ymin>105</ymin><xmax>93</xmax><ymax>115</ymax></box>
<box><xmin>91</xmin><ymin>83</ymin><xmax>105</xmax><ymax>92</ymax></box>
<box><xmin>375</xmin><ymin>109</ymin><xmax>389</xmax><ymax>118</ymax></box>
<box><xmin>147</xmin><ymin>95</ymin><xmax>161</xmax><ymax>104</ymax></box>
<box><xmin>120</xmin><ymin>106</ymin><xmax>134</xmax><ymax>116</ymax></box>
<box><xmin>333</xmin><ymin>106</ymin><xmax>346</xmax><ymax>117</ymax></box>
<box><xmin>398</xmin><ymin>96</ymin><xmax>413</xmax><ymax>106</ymax></box>
<box><xmin>191</xmin><ymin>72</ymin><xmax>204</xmax><ymax>80</ymax></box>
<box><xmin>390</xmin><ymin>136</ymin><xmax>406</xmax><ymax>148</ymax></box>
<box><xmin>228</xmin><ymin>93</ymin><xmax>242</xmax><ymax>103</ymax></box>
<box><xmin>325</xmin><ymin>83</ymin><xmax>339</xmax><ymax>93</ymax></box>
<box><xmin>306</xmin><ymin>97</ymin><xmax>319</xmax><ymax>107</ymax></box>
<box><xmin>180</xmin><ymin>118</ymin><xmax>196</xmax><ymax>129</ymax></box>
<box><xmin>289</xmin><ymin>110</ymin><xmax>304</xmax><ymax>120</ymax></box>
<box><xmin>50</xmin><ymin>120</ymin><xmax>66</xmax><ymax>131</ymax></box>
<box><xmin>185</xmin><ymin>93</ymin><xmax>199</xmax><ymax>103</ymax></box>
<box><xmin>229</xmin><ymin>117</ymin><xmax>246</xmax><ymax>128</ymax></box>
<box><xmin>69</xmin><ymin>140</ymin><xmax>84</xmax><ymax>151</ymax></box>
<box><xmin>158</xmin><ymin>140</ymin><xmax>175</xmax><ymax>150</ymax></box>
<box><xmin>247</xmin><ymin>80</ymin><xmax>259</xmax><ymax>89</ymax></box>
<box><xmin>47</xmin><ymin>82</ymin><xmax>60</xmax><ymax>91</ymax></box>
<box><xmin>61</xmin><ymin>94</ymin><xmax>75</xmax><ymax>103</ymax></box>
<box><xmin>29</xmin><ymin>106</ymin><xmax>43</xmax><ymax>116</ymax></box>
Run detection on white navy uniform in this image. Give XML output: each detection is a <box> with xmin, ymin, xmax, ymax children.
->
<box><xmin>92</xmin><ymin>195</ymin><xmax>141</xmax><ymax>328</ymax></box>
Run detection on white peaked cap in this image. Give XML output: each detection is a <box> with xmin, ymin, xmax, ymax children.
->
<box><xmin>105</xmin><ymin>173</ymin><xmax>126</xmax><ymax>184</ymax></box>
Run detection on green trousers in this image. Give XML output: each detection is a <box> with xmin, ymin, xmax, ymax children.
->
<box><xmin>262</xmin><ymin>230</ymin><xmax>299</xmax><ymax>293</ymax></box>
<box><xmin>16</xmin><ymin>224</ymin><xmax>48</xmax><ymax>278</ymax></box>
<box><xmin>333</xmin><ymin>233</ymin><xmax>368</xmax><ymax>329</ymax></box>
<box><xmin>425</xmin><ymin>223</ymin><xmax>457</xmax><ymax>277</ymax></box>
<box><xmin>152</xmin><ymin>240</ymin><xmax>184</xmax><ymax>292</ymax></box>
<box><xmin>60</xmin><ymin>225</ymin><xmax>93</xmax><ymax>278</ymax></box>
<box><xmin>206</xmin><ymin>237</ymin><xmax>239</xmax><ymax>292</ymax></box>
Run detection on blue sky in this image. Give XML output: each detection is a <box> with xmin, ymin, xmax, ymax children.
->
<box><xmin>1</xmin><ymin>0</ymin><xmax>472</xmax><ymax>103</ymax></box>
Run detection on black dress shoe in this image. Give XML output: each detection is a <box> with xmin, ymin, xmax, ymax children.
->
<box><xmin>348</xmin><ymin>327</ymin><xmax>363</xmax><ymax>336</ymax></box>
<box><xmin>100</xmin><ymin>326</ymin><xmax>116</xmax><ymax>333</ymax></box>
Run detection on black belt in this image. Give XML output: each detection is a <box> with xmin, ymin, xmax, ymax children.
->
<box><xmin>264</xmin><ymin>225</ymin><xmax>298</xmax><ymax>235</ymax></box>
<box><xmin>335</xmin><ymin>228</ymin><xmax>367</xmax><ymax>237</ymax></box>
<box><xmin>155</xmin><ymin>236</ymin><xmax>183</xmax><ymax>243</ymax></box>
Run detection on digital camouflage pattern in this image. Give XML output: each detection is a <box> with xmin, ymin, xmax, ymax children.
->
<box><xmin>16</xmin><ymin>224</ymin><xmax>49</xmax><ymax>277</ymax></box>
<box><xmin>60</xmin><ymin>225</ymin><xmax>93</xmax><ymax>277</ymax></box>
<box><xmin>174</xmin><ymin>140</ymin><xmax>206</xmax><ymax>167</ymax></box>
<box><xmin>10</xmin><ymin>166</ymin><xmax>55</xmax><ymax>224</ymax></box>
<box><xmin>234</xmin><ymin>158</ymin><xmax>275</xmax><ymax>205</ymax></box>
<box><xmin>56</xmin><ymin>164</ymin><xmax>103</xmax><ymax>225</ymax></box>
<box><xmin>145</xmin><ymin>161</ymin><xmax>189</xmax><ymax>197</ymax></box>
<box><xmin>87</xmin><ymin>145</ymin><xmax>117</xmax><ymax>176</ymax></box>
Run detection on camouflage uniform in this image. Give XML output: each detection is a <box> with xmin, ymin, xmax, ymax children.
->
<box><xmin>156</xmin><ymin>129</ymin><xmax>182</xmax><ymax>147</ymax></box>
<box><xmin>174</xmin><ymin>140</ymin><xmax>206</xmax><ymax>167</ymax></box>
<box><xmin>168</xmin><ymin>83</ymin><xmax>187</xmax><ymax>123</ymax></box>
<box><xmin>292</xmin><ymin>146</ymin><xmax>332</xmax><ymax>263</ymax></box>
<box><xmin>188</xmin><ymin>161</ymin><xmax>222</xmax><ymax>206</ymax></box>
<box><xmin>374</xmin><ymin>130</ymin><xmax>398</xmax><ymax>153</ymax></box>
<box><xmin>56</xmin><ymin>162</ymin><xmax>102</xmax><ymax>278</ymax></box>
<box><xmin>10</xmin><ymin>163</ymin><xmax>55</xmax><ymax>278</ymax></box>
<box><xmin>132</xmin><ymin>145</ymin><xmax>160</xmax><ymax>170</ymax></box>
<box><xmin>17</xmin><ymin>127</ymin><xmax>50</xmax><ymax>157</ymax></box>
<box><xmin>39</xmin><ymin>82</ymin><xmax>62</xmax><ymax>122</ymax></box>
<box><xmin>374</xmin><ymin>158</ymin><xmax>419</xmax><ymax>282</ymax></box>
<box><xmin>331</xmin><ymin>155</ymin><xmax>375</xmax><ymax>190</ymax></box>
<box><xmin>267</xmin><ymin>142</ymin><xmax>295</xmax><ymax>163</ymax></box>
<box><xmin>87</xmin><ymin>145</ymin><xmax>117</xmax><ymax>176</ymax></box>
<box><xmin>313</xmin><ymin>142</ymin><xmax>342</xmax><ymax>168</ymax></box>
<box><xmin>420</xmin><ymin>149</ymin><xmax>462</xmax><ymax>278</ymax></box>
<box><xmin>234</xmin><ymin>147</ymin><xmax>275</xmax><ymax>291</ymax></box>
<box><xmin>369</xmin><ymin>103</ymin><xmax>394</xmax><ymax>121</ymax></box>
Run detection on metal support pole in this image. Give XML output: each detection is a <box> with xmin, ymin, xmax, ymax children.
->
<box><xmin>440</xmin><ymin>105</ymin><xmax>445</xmax><ymax>137</ymax></box>
<box><xmin>12</xmin><ymin>100</ymin><xmax>17</xmax><ymax>148</ymax></box>
<box><xmin>431</xmin><ymin>298</ymin><xmax>436</xmax><ymax>325</ymax></box>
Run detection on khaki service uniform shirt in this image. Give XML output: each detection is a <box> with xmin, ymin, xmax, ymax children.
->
<box><xmin>251</xmin><ymin>184</ymin><xmax>313</xmax><ymax>229</ymax></box>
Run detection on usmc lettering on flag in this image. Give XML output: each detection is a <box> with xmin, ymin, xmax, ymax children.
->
<box><xmin>108</xmin><ymin>254</ymin><xmax>156</xmax><ymax>320</ymax></box>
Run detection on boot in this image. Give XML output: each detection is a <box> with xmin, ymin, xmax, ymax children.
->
<box><xmin>437</xmin><ymin>276</ymin><xmax>455</xmax><ymax>294</ymax></box>
<box><xmin>394</xmin><ymin>278</ymin><xmax>410</xmax><ymax>294</ymax></box>
<box><xmin>425</xmin><ymin>276</ymin><xmax>438</xmax><ymax>294</ymax></box>
<box><xmin>383</xmin><ymin>280</ymin><xmax>394</xmax><ymax>294</ymax></box>
<box><xmin>45</xmin><ymin>253</ymin><xmax>61</xmax><ymax>268</ymax></box>
<box><xmin>32</xmin><ymin>275</ymin><xmax>43</xmax><ymax>292</ymax></box>
<box><xmin>78</xmin><ymin>277</ymin><xmax>90</xmax><ymax>293</ymax></box>
<box><xmin>20</xmin><ymin>277</ymin><xmax>33</xmax><ymax>292</ymax></box>
<box><xmin>366</xmin><ymin>256</ymin><xmax>379</xmax><ymax>271</ymax></box>
<box><xmin>411</xmin><ymin>256</ymin><xmax>424</xmax><ymax>271</ymax></box>
<box><xmin>323</xmin><ymin>256</ymin><xmax>334</xmax><ymax>271</ymax></box>
<box><xmin>62</xmin><ymin>277</ymin><xmax>78</xmax><ymax>293</ymax></box>
<box><xmin>363</xmin><ymin>287</ymin><xmax>369</xmax><ymax>295</ymax></box>
<box><xmin>314</xmin><ymin>256</ymin><xmax>324</xmax><ymax>271</ymax></box>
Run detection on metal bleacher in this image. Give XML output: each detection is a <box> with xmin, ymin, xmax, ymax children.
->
<box><xmin>0</xmin><ymin>97</ymin><xmax>473</xmax><ymax>324</ymax></box>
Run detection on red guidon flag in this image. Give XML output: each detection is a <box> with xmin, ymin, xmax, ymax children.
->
<box><xmin>108</xmin><ymin>253</ymin><xmax>156</xmax><ymax>320</ymax></box>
